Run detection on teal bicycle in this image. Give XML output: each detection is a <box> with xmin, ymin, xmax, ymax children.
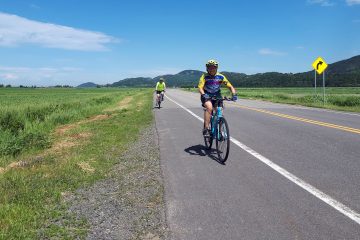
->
<box><xmin>204</xmin><ymin>96</ymin><xmax>233</xmax><ymax>163</ymax></box>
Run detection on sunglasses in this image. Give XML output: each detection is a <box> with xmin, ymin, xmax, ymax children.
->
<box><xmin>207</xmin><ymin>65</ymin><xmax>217</xmax><ymax>69</ymax></box>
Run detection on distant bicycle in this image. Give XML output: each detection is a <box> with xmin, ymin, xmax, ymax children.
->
<box><xmin>155</xmin><ymin>91</ymin><xmax>165</xmax><ymax>109</ymax></box>
<box><xmin>204</xmin><ymin>96</ymin><xmax>233</xmax><ymax>163</ymax></box>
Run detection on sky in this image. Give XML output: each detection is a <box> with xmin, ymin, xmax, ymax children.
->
<box><xmin>0</xmin><ymin>0</ymin><xmax>359</xmax><ymax>86</ymax></box>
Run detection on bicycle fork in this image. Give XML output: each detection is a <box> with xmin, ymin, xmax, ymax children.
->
<box><xmin>211</xmin><ymin>107</ymin><xmax>223</xmax><ymax>138</ymax></box>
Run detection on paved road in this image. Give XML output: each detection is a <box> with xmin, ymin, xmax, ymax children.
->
<box><xmin>154</xmin><ymin>89</ymin><xmax>360</xmax><ymax>240</ymax></box>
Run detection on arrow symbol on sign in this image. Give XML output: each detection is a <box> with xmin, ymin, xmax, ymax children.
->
<box><xmin>317</xmin><ymin>61</ymin><xmax>323</xmax><ymax>70</ymax></box>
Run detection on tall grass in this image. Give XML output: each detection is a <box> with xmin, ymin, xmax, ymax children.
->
<box><xmin>234</xmin><ymin>87</ymin><xmax>360</xmax><ymax>112</ymax></box>
<box><xmin>0</xmin><ymin>88</ymin><xmax>130</xmax><ymax>160</ymax></box>
<box><xmin>184</xmin><ymin>87</ymin><xmax>360</xmax><ymax>112</ymax></box>
<box><xmin>0</xmin><ymin>88</ymin><xmax>154</xmax><ymax>239</ymax></box>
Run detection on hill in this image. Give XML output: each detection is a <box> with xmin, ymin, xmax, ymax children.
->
<box><xmin>110</xmin><ymin>71</ymin><xmax>204</xmax><ymax>88</ymax></box>
<box><xmin>83</xmin><ymin>55</ymin><xmax>360</xmax><ymax>88</ymax></box>
<box><xmin>110</xmin><ymin>77</ymin><xmax>153</xmax><ymax>87</ymax></box>
<box><xmin>77</xmin><ymin>82</ymin><xmax>98</xmax><ymax>88</ymax></box>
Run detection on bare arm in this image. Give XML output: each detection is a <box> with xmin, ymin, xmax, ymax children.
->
<box><xmin>199</xmin><ymin>87</ymin><xmax>205</xmax><ymax>95</ymax></box>
<box><xmin>228</xmin><ymin>85</ymin><xmax>236</xmax><ymax>95</ymax></box>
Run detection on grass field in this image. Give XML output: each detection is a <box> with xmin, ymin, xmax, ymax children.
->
<box><xmin>186</xmin><ymin>87</ymin><xmax>360</xmax><ymax>113</ymax></box>
<box><xmin>0</xmin><ymin>88</ymin><xmax>156</xmax><ymax>239</ymax></box>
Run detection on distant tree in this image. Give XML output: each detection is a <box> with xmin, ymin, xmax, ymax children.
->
<box><xmin>0</xmin><ymin>84</ymin><xmax>4</xmax><ymax>88</ymax></box>
<box><xmin>5</xmin><ymin>84</ymin><xmax>11</xmax><ymax>88</ymax></box>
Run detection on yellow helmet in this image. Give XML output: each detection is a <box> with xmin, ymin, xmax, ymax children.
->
<box><xmin>206</xmin><ymin>59</ymin><xmax>218</xmax><ymax>67</ymax></box>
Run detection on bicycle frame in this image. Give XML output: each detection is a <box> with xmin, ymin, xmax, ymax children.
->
<box><xmin>204</xmin><ymin>96</ymin><xmax>233</xmax><ymax>163</ymax></box>
<box><xmin>210</xmin><ymin>98</ymin><xmax>224</xmax><ymax>139</ymax></box>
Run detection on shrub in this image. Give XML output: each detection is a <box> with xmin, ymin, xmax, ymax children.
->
<box><xmin>328</xmin><ymin>96</ymin><xmax>360</xmax><ymax>107</ymax></box>
<box><xmin>0</xmin><ymin>112</ymin><xmax>25</xmax><ymax>134</ymax></box>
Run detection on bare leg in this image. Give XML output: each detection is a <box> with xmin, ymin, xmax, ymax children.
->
<box><xmin>203</xmin><ymin>101</ymin><xmax>213</xmax><ymax>129</ymax></box>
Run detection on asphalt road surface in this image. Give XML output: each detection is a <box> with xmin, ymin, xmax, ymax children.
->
<box><xmin>154</xmin><ymin>89</ymin><xmax>360</xmax><ymax>240</ymax></box>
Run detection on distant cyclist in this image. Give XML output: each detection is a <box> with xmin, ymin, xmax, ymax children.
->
<box><xmin>155</xmin><ymin>77</ymin><xmax>166</xmax><ymax>102</ymax></box>
<box><xmin>198</xmin><ymin>59</ymin><xmax>237</xmax><ymax>137</ymax></box>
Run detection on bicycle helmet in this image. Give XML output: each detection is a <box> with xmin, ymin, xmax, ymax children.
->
<box><xmin>206</xmin><ymin>59</ymin><xmax>218</xmax><ymax>67</ymax></box>
<box><xmin>159</xmin><ymin>77</ymin><xmax>165</xmax><ymax>82</ymax></box>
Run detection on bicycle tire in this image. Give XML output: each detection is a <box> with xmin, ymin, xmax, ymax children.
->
<box><xmin>204</xmin><ymin>116</ymin><xmax>214</xmax><ymax>150</ymax></box>
<box><xmin>216</xmin><ymin>117</ymin><xmax>230</xmax><ymax>163</ymax></box>
<box><xmin>204</xmin><ymin>134</ymin><xmax>213</xmax><ymax>150</ymax></box>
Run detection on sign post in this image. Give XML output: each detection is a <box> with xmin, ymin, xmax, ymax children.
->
<box><xmin>314</xmin><ymin>70</ymin><xmax>317</xmax><ymax>96</ymax></box>
<box><xmin>312</xmin><ymin>57</ymin><xmax>328</xmax><ymax>105</ymax></box>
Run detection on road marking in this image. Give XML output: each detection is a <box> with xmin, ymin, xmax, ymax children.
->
<box><xmin>229</xmin><ymin>103</ymin><xmax>360</xmax><ymax>135</ymax></box>
<box><xmin>166</xmin><ymin>95</ymin><xmax>360</xmax><ymax>225</ymax></box>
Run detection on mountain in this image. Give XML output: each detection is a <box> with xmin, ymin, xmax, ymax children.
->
<box><xmin>108</xmin><ymin>55</ymin><xmax>360</xmax><ymax>88</ymax></box>
<box><xmin>110</xmin><ymin>71</ymin><xmax>203</xmax><ymax>88</ymax></box>
<box><xmin>111</xmin><ymin>77</ymin><xmax>153</xmax><ymax>87</ymax></box>
<box><xmin>326</xmin><ymin>55</ymin><xmax>360</xmax><ymax>75</ymax></box>
<box><xmin>77</xmin><ymin>82</ymin><xmax>98</xmax><ymax>88</ymax></box>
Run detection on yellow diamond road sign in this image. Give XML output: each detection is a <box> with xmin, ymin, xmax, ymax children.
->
<box><xmin>312</xmin><ymin>57</ymin><xmax>328</xmax><ymax>74</ymax></box>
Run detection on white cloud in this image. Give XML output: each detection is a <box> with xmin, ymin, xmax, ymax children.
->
<box><xmin>346</xmin><ymin>0</ymin><xmax>360</xmax><ymax>5</ymax></box>
<box><xmin>0</xmin><ymin>65</ymin><xmax>83</xmax><ymax>85</ymax></box>
<box><xmin>296</xmin><ymin>46</ymin><xmax>305</xmax><ymax>50</ymax></box>
<box><xmin>258</xmin><ymin>48</ymin><xmax>287</xmax><ymax>56</ymax></box>
<box><xmin>0</xmin><ymin>12</ymin><xmax>118</xmax><ymax>51</ymax></box>
<box><xmin>0</xmin><ymin>73</ymin><xmax>19</xmax><ymax>80</ymax></box>
<box><xmin>308</xmin><ymin>0</ymin><xmax>335</xmax><ymax>6</ymax></box>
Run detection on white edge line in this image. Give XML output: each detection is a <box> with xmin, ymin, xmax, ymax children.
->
<box><xmin>166</xmin><ymin>95</ymin><xmax>360</xmax><ymax>225</ymax></box>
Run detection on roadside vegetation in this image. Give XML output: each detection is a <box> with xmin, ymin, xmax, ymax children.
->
<box><xmin>0</xmin><ymin>88</ymin><xmax>163</xmax><ymax>239</ymax></box>
<box><xmin>185</xmin><ymin>87</ymin><xmax>360</xmax><ymax>113</ymax></box>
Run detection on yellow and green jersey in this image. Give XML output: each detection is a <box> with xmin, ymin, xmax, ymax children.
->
<box><xmin>198</xmin><ymin>73</ymin><xmax>232</xmax><ymax>94</ymax></box>
<box><xmin>156</xmin><ymin>82</ymin><xmax>166</xmax><ymax>91</ymax></box>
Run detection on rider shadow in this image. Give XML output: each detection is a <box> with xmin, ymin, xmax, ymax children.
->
<box><xmin>184</xmin><ymin>144</ymin><xmax>226</xmax><ymax>165</ymax></box>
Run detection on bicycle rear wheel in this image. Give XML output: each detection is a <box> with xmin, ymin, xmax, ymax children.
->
<box><xmin>204</xmin><ymin>134</ymin><xmax>213</xmax><ymax>150</ymax></box>
<box><xmin>204</xmin><ymin>116</ymin><xmax>214</xmax><ymax>150</ymax></box>
<box><xmin>157</xmin><ymin>98</ymin><xmax>161</xmax><ymax>109</ymax></box>
<box><xmin>216</xmin><ymin>117</ymin><xmax>230</xmax><ymax>163</ymax></box>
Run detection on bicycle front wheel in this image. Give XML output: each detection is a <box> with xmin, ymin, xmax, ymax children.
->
<box><xmin>216</xmin><ymin>117</ymin><xmax>230</xmax><ymax>163</ymax></box>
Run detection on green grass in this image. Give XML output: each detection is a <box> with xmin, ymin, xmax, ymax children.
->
<box><xmin>0</xmin><ymin>88</ymin><xmax>135</xmax><ymax>161</ymax></box>
<box><xmin>0</xmin><ymin>88</ymin><xmax>154</xmax><ymax>239</ymax></box>
<box><xmin>185</xmin><ymin>87</ymin><xmax>360</xmax><ymax>112</ymax></box>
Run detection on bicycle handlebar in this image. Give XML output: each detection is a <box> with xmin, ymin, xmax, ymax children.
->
<box><xmin>209</xmin><ymin>96</ymin><xmax>236</xmax><ymax>102</ymax></box>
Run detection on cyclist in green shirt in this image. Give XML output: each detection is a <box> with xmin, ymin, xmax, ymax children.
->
<box><xmin>155</xmin><ymin>77</ymin><xmax>166</xmax><ymax>102</ymax></box>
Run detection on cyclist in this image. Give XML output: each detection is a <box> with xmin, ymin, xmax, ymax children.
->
<box><xmin>155</xmin><ymin>77</ymin><xmax>166</xmax><ymax>102</ymax></box>
<box><xmin>198</xmin><ymin>59</ymin><xmax>237</xmax><ymax>137</ymax></box>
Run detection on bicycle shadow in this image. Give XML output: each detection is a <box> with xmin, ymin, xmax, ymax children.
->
<box><xmin>184</xmin><ymin>144</ymin><xmax>226</xmax><ymax>165</ymax></box>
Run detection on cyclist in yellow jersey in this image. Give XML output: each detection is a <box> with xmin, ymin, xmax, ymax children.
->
<box><xmin>198</xmin><ymin>59</ymin><xmax>237</xmax><ymax>137</ymax></box>
<box><xmin>155</xmin><ymin>77</ymin><xmax>166</xmax><ymax>102</ymax></box>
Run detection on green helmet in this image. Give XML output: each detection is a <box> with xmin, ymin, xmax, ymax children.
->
<box><xmin>206</xmin><ymin>59</ymin><xmax>218</xmax><ymax>67</ymax></box>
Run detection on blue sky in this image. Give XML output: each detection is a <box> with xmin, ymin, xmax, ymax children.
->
<box><xmin>0</xmin><ymin>0</ymin><xmax>359</xmax><ymax>86</ymax></box>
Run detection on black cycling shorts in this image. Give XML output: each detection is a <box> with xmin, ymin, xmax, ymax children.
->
<box><xmin>201</xmin><ymin>91</ymin><xmax>221</xmax><ymax>107</ymax></box>
<box><xmin>156</xmin><ymin>90</ymin><xmax>164</xmax><ymax>94</ymax></box>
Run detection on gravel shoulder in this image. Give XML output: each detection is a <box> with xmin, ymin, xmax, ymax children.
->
<box><xmin>64</xmin><ymin>124</ymin><xmax>168</xmax><ymax>239</ymax></box>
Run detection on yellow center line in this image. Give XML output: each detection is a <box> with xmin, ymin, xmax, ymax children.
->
<box><xmin>229</xmin><ymin>103</ymin><xmax>360</xmax><ymax>135</ymax></box>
